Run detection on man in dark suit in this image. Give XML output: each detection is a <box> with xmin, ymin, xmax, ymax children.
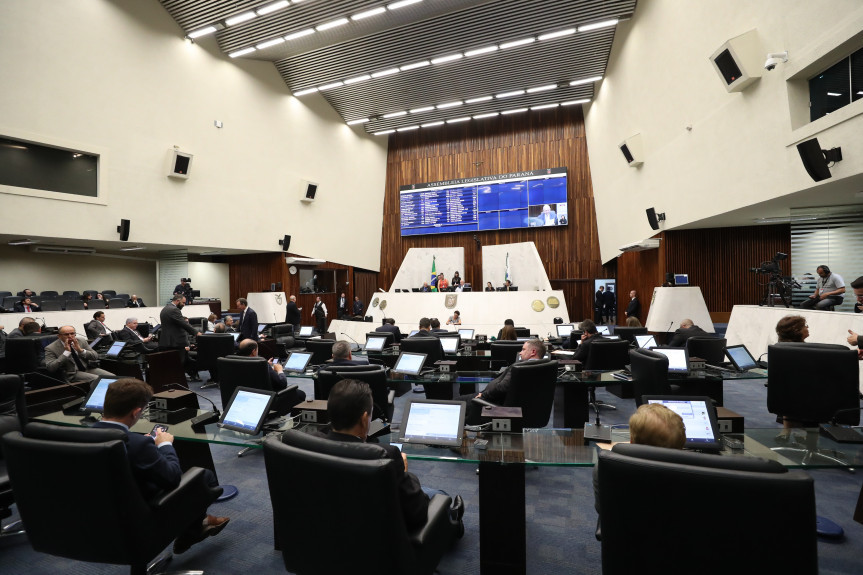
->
<box><xmin>594</xmin><ymin>286</ymin><xmax>605</xmax><ymax>324</ymax></box>
<box><xmin>93</xmin><ymin>378</ymin><xmax>229</xmax><ymax>554</ymax></box>
<box><xmin>624</xmin><ymin>290</ymin><xmax>641</xmax><ymax>321</ymax></box>
<box><xmin>319</xmin><ymin>379</ymin><xmax>464</xmax><ymax>535</ymax></box>
<box><xmin>236</xmin><ymin>340</ymin><xmax>306</xmax><ymax>402</ymax></box>
<box><xmin>458</xmin><ymin>339</ymin><xmax>545</xmax><ymax>424</ymax></box>
<box><xmin>667</xmin><ymin>318</ymin><xmax>708</xmax><ymax>347</ymax></box>
<box><xmin>158</xmin><ymin>294</ymin><xmax>200</xmax><ymax>378</ymax></box>
<box><xmin>285</xmin><ymin>295</ymin><xmax>301</xmax><ymax>333</ymax></box>
<box><xmin>353</xmin><ymin>296</ymin><xmax>364</xmax><ymax>316</ymax></box>
<box><xmin>7</xmin><ymin>317</ymin><xmax>36</xmax><ymax>339</ymax></box>
<box><xmin>311</xmin><ymin>296</ymin><xmax>327</xmax><ymax>334</ymax></box>
<box><xmin>236</xmin><ymin>297</ymin><xmax>259</xmax><ymax>342</ymax></box>
<box><xmin>330</xmin><ymin>340</ymin><xmax>365</xmax><ymax>366</ymax></box>
<box><xmin>45</xmin><ymin>325</ymin><xmax>115</xmax><ymax>383</ymax></box>
<box><xmin>85</xmin><ymin>311</ymin><xmax>112</xmax><ymax>339</ymax></box>
<box><xmin>13</xmin><ymin>297</ymin><xmax>40</xmax><ymax>313</ymax></box>
<box><xmin>571</xmin><ymin>319</ymin><xmax>604</xmax><ymax>362</ymax></box>
<box><xmin>411</xmin><ymin>317</ymin><xmax>437</xmax><ymax>337</ymax></box>
<box><xmin>115</xmin><ymin>317</ymin><xmax>158</xmax><ymax>353</ymax></box>
<box><xmin>376</xmin><ymin>318</ymin><xmax>402</xmax><ymax>343</ymax></box>
<box><xmin>602</xmin><ymin>288</ymin><xmax>616</xmax><ymax>324</ymax></box>
<box><xmin>126</xmin><ymin>294</ymin><xmax>146</xmax><ymax>308</ymax></box>
<box><xmin>430</xmin><ymin>318</ymin><xmax>449</xmax><ymax>335</ymax></box>
<box><xmin>337</xmin><ymin>292</ymin><xmax>348</xmax><ymax>319</ymax></box>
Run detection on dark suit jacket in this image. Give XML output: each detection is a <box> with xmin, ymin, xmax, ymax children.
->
<box><xmin>239</xmin><ymin>307</ymin><xmax>259</xmax><ymax>342</ymax></box>
<box><xmin>126</xmin><ymin>298</ymin><xmax>146</xmax><ymax>307</ymax></box>
<box><xmin>482</xmin><ymin>364</ymin><xmax>515</xmax><ymax>405</ymax></box>
<box><xmin>375</xmin><ymin>323</ymin><xmax>402</xmax><ymax>343</ymax></box>
<box><xmin>93</xmin><ymin>421</ymin><xmax>182</xmax><ymax>499</ymax></box>
<box><xmin>625</xmin><ymin>297</ymin><xmax>641</xmax><ymax>319</ymax></box>
<box><xmin>337</xmin><ymin>297</ymin><xmax>348</xmax><ymax>313</ymax></box>
<box><xmin>668</xmin><ymin>325</ymin><xmax>707</xmax><ymax>347</ymax></box>
<box><xmin>13</xmin><ymin>302</ymin><xmax>41</xmax><ymax>313</ymax></box>
<box><xmin>572</xmin><ymin>333</ymin><xmax>604</xmax><ymax>362</ymax></box>
<box><xmin>353</xmin><ymin>300</ymin><xmax>364</xmax><ymax>315</ymax></box>
<box><xmin>285</xmin><ymin>302</ymin><xmax>301</xmax><ymax>326</ymax></box>
<box><xmin>268</xmin><ymin>363</ymin><xmax>287</xmax><ymax>390</ymax></box>
<box><xmin>329</xmin><ymin>358</ymin><xmax>366</xmax><ymax>367</ymax></box>
<box><xmin>158</xmin><ymin>303</ymin><xmax>198</xmax><ymax>348</ymax></box>
<box><xmin>320</xmin><ymin>430</ymin><xmax>428</xmax><ymax>531</ymax></box>
<box><xmin>595</xmin><ymin>290</ymin><xmax>604</xmax><ymax>308</ymax></box>
<box><xmin>115</xmin><ymin>326</ymin><xmax>158</xmax><ymax>353</ymax></box>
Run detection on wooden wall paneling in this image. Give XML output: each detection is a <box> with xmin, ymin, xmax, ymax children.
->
<box><xmin>615</xmin><ymin>246</ymin><xmax>662</xmax><ymax>325</ymax></box>
<box><xmin>227</xmin><ymin>253</ymin><xmax>287</xmax><ymax>309</ymax></box>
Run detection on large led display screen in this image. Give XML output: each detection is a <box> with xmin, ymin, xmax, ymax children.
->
<box><xmin>399</xmin><ymin>168</ymin><xmax>568</xmax><ymax>236</ymax></box>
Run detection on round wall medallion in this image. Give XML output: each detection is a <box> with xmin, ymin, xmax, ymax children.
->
<box><xmin>546</xmin><ymin>296</ymin><xmax>560</xmax><ymax>308</ymax></box>
<box><xmin>531</xmin><ymin>300</ymin><xmax>545</xmax><ymax>312</ymax></box>
<box><xmin>379</xmin><ymin>300</ymin><xmax>387</xmax><ymax>310</ymax></box>
<box><xmin>372</xmin><ymin>297</ymin><xmax>380</xmax><ymax>308</ymax></box>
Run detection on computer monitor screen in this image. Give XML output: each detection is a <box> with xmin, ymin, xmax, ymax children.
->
<box><xmin>298</xmin><ymin>326</ymin><xmax>313</xmax><ymax>337</ymax></box>
<box><xmin>644</xmin><ymin>396</ymin><xmax>722</xmax><ymax>451</ymax></box>
<box><xmin>83</xmin><ymin>378</ymin><xmax>118</xmax><ymax>412</ymax></box>
<box><xmin>634</xmin><ymin>334</ymin><xmax>657</xmax><ymax>349</ymax></box>
<box><xmin>596</xmin><ymin>325</ymin><xmax>610</xmax><ymax>335</ymax></box>
<box><xmin>283</xmin><ymin>352</ymin><xmax>312</xmax><ymax>373</ymax></box>
<box><xmin>408</xmin><ymin>330</ymin><xmax>420</xmax><ymax>337</ymax></box>
<box><xmin>218</xmin><ymin>387</ymin><xmax>276</xmax><ymax>435</ymax></box>
<box><xmin>556</xmin><ymin>324</ymin><xmax>575</xmax><ymax>338</ymax></box>
<box><xmin>105</xmin><ymin>341</ymin><xmax>126</xmax><ymax>358</ymax></box>
<box><xmin>399</xmin><ymin>398</ymin><xmax>467</xmax><ymax>447</ymax></box>
<box><xmin>650</xmin><ymin>348</ymin><xmax>689</xmax><ymax>374</ymax></box>
<box><xmin>229</xmin><ymin>332</ymin><xmax>241</xmax><ymax>342</ymax></box>
<box><xmin>439</xmin><ymin>337</ymin><xmax>459</xmax><ymax>353</ymax></box>
<box><xmin>725</xmin><ymin>344</ymin><xmax>757</xmax><ymax>371</ymax></box>
<box><xmin>674</xmin><ymin>274</ymin><xmax>689</xmax><ymax>286</ymax></box>
<box><xmin>605</xmin><ymin>335</ymin><xmax>620</xmax><ymax>340</ymax></box>
<box><xmin>393</xmin><ymin>352</ymin><xmax>427</xmax><ymax>376</ymax></box>
<box><xmin>364</xmin><ymin>336</ymin><xmax>388</xmax><ymax>352</ymax></box>
<box><xmin>458</xmin><ymin>329</ymin><xmax>475</xmax><ymax>340</ymax></box>
<box><xmin>257</xmin><ymin>323</ymin><xmax>267</xmax><ymax>334</ymax></box>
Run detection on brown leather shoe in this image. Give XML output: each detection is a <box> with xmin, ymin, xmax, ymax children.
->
<box><xmin>173</xmin><ymin>515</ymin><xmax>230</xmax><ymax>554</ymax></box>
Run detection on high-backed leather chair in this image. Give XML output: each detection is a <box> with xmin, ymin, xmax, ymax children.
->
<box><xmin>316</xmin><ymin>364</ymin><xmax>394</xmax><ymax>421</ymax></box>
<box><xmin>4</xmin><ymin>336</ymin><xmax>64</xmax><ymax>389</ymax></box>
<box><xmin>629</xmin><ymin>348</ymin><xmax>677</xmax><ymax>406</ymax></box>
<box><xmin>264</xmin><ymin>430</ymin><xmax>454</xmax><ymax>575</ymax></box>
<box><xmin>270</xmin><ymin>323</ymin><xmax>296</xmax><ymax>349</ymax></box>
<box><xmin>2</xmin><ymin>296</ymin><xmax>18</xmax><ymax>312</ymax></box>
<box><xmin>194</xmin><ymin>334</ymin><xmax>236</xmax><ymax>385</ymax></box>
<box><xmin>62</xmin><ymin>290</ymin><xmax>80</xmax><ymax>299</ymax></box>
<box><xmin>40</xmin><ymin>290</ymin><xmax>59</xmax><ymax>298</ymax></box>
<box><xmin>490</xmin><ymin>341</ymin><xmax>523</xmax><ymax>365</ymax></box>
<box><xmin>767</xmin><ymin>342</ymin><xmax>860</xmax><ymax>425</ymax></box>
<box><xmin>107</xmin><ymin>298</ymin><xmax>125</xmax><ymax>309</ymax></box>
<box><xmin>399</xmin><ymin>337</ymin><xmax>446</xmax><ymax>398</ymax></box>
<box><xmin>3</xmin><ymin>422</ymin><xmax>221</xmax><ymax>575</ymax></box>
<box><xmin>64</xmin><ymin>299</ymin><xmax>86</xmax><ymax>311</ymax></box>
<box><xmin>474</xmin><ymin>358</ymin><xmax>559</xmax><ymax>428</ymax></box>
<box><xmin>216</xmin><ymin>356</ymin><xmax>301</xmax><ymax>416</ymax></box>
<box><xmin>597</xmin><ymin>443</ymin><xmax>816</xmax><ymax>574</ymax></box>
<box><xmin>611</xmin><ymin>326</ymin><xmax>647</xmax><ymax>344</ymax></box>
<box><xmin>305</xmin><ymin>339</ymin><xmax>336</xmax><ymax>366</ymax></box>
<box><xmin>686</xmin><ymin>336</ymin><xmax>727</xmax><ymax>364</ymax></box>
<box><xmin>101</xmin><ymin>290</ymin><xmax>117</xmax><ymax>298</ymax></box>
<box><xmin>39</xmin><ymin>300</ymin><xmax>63</xmax><ymax>312</ymax></box>
<box><xmin>585</xmin><ymin>339</ymin><xmax>631</xmax><ymax>371</ymax></box>
<box><xmin>0</xmin><ymin>374</ymin><xmax>27</xmax><ymax>537</ymax></box>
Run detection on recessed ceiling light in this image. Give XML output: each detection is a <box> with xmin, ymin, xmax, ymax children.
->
<box><xmin>437</xmin><ymin>101</ymin><xmax>463</xmax><ymax>109</ymax></box>
<box><xmin>294</xmin><ymin>87</ymin><xmax>318</xmax><ymax>96</ymax></box>
<box><xmin>431</xmin><ymin>53</ymin><xmax>463</xmax><ymax>64</ymax></box>
<box><xmin>285</xmin><ymin>28</ymin><xmax>315</xmax><ymax>41</ymax></box>
<box><xmin>400</xmin><ymin>60</ymin><xmax>430</xmax><ymax>71</ymax></box>
<box><xmin>527</xmin><ymin>84</ymin><xmax>557</xmax><ymax>93</ymax></box>
<box><xmin>256</xmin><ymin>1</ymin><xmax>290</xmax><ymax>16</ymax></box>
<box><xmin>8</xmin><ymin>239</ymin><xmax>37</xmax><ymax>246</ymax></box>
<box><xmin>410</xmin><ymin>106</ymin><xmax>435</xmax><ymax>113</ymax></box>
<box><xmin>317</xmin><ymin>18</ymin><xmax>349</xmax><ymax>31</ymax></box>
<box><xmin>497</xmin><ymin>90</ymin><xmax>525</xmax><ymax>99</ymax></box>
<box><xmin>422</xmin><ymin>121</ymin><xmax>445</xmax><ymax>127</ymax></box>
<box><xmin>570</xmin><ymin>76</ymin><xmax>603</xmax><ymax>86</ymax></box>
<box><xmin>383</xmin><ymin>110</ymin><xmax>408</xmax><ymax>118</ymax></box>
<box><xmin>319</xmin><ymin>81</ymin><xmax>344</xmax><ymax>91</ymax></box>
<box><xmin>538</xmin><ymin>28</ymin><xmax>576</xmax><ymax>41</ymax></box>
<box><xmin>188</xmin><ymin>26</ymin><xmax>217</xmax><ymax>39</ymax></box>
<box><xmin>371</xmin><ymin>68</ymin><xmax>400</xmax><ymax>78</ymax></box>
<box><xmin>500</xmin><ymin>37</ymin><xmax>535</xmax><ymax>49</ymax></box>
<box><xmin>119</xmin><ymin>246</ymin><xmax>146</xmax><ymax>251</ymax></box>
<box><xmin>466</xmin><ymin>96</ymin><xmax>493</xmax><ymax>104</ymax></box>
<box><xmin>827</xmin><ymin>92</ymin><xmax>842</xmax><ymax>97</ymax></box>
<box><xmin>446</xmin><ymin>117</ymin><xmax>471</xmax><ymax>123</ymax></box>
<box><xmin>375</xmin><ymin>129</ymin><xmax>396</xmax><ymax>136</ymax></box>
<box><xmin>397</xmin><ymin>125</ymin><xmax>420</xmax><ymax>131</ymax></box>
<box><xmin>225</xmin><ymin>11</ymin><xmax>256</xmax><ymax>26</ymax></box>
<box><xmin>465</xmin><ymin>45</ymin><xmax>498</xmax><ymax>57</ymax></box>
<box><xmin>200</xmin><ymin>250</ymin><xmax>224</xmax><ymax>255</ymax></box>
<box><xmin>531</xmin><ymin>103</ymin><xmax>559</xmax><ymax>110</ymax></box>
<box><xmin>473</xmin><ymin>112</ymin><xmax>499</xmax><ymax>119</ymax></box>
<box><xmin>347</xmin><ymin>118</ymin><xmax>370</xmax><ymax>125</ymax></box>
<box><xmin>501</xmin><ymin>108</ymin><xmax>528</xmax><ymax>115</ymax></box>
<box><xmin>256</xmin><ymin>38</ymin><xmax>285</xmax><ymax>50</ymax></box>
<box><xmin>229</xmin><ymin>47</ymin><xmax>256</xmax><ymax>58</ymax></box>
<box><xmin>344</xmin><ymin>74</ymin><xmax>372</xmax><ymax>84</ymax></box>
<box><xmin>561</xmin><ymin>98</ymin><xmax>591</xmax><ymax>106</ymax></box>
<box><xmin>352</xmin><ymin>6</ymin><xmax>386</xmax><ymax>20</ymax></box>
<box><xmin>578</xmin><ymin>19</ymin><xmax>618</xmax><ymax>32</ymax></box>
<box><xmin>388</xmin><ymin>0</ymin><xmax>423</xmax><ymax>9</ymax></box>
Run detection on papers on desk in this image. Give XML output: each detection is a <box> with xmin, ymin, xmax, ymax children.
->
<box><xmin>551</xmin><ymin>350</ymin><xmax>575</xmax><ymax>356</ymax></box>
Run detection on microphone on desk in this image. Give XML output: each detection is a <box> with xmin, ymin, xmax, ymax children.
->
<box><xmin>340</xmin><ymin>332</ymin><xmax>361</xmax><ymax>352</ymax></box>
<box><xmin>818</xmin><ymin>406</ymin><xmax>863</xmax><ymax>443</ymax></box>
<box><xmin>59</xmin><ymin>379</ymin><xmax>92</xmax><ymax>416</ymax></box>
<box><xmin>166</xmin><ymin>383</ymin><xmax>221</xmax><ymax>430</ymax></box>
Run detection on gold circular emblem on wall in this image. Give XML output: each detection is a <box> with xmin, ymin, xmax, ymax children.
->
<box><xmin>379</xmin><ymin>300</ymin><xmax>387</xmax><ymax>310</ymax></box>
<box><xmin>531</xmin><ymin>300</ymin><xmax>545</xmax><ymax>312</ymax></box>
<box><xmin>372</xmin><ymin>297</ymin><xmax>380</xmax><ymax>308</ymax></box>
<box><xmin>546</xmin><ymin>296</ymin><xmax>560</xmax><ymax>308</ymax></box>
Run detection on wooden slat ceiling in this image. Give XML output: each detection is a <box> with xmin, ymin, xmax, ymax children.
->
<box><xmin>159</xmin><ymin>0</ymin><xmax>637</xmax><ymax>134</ymax></box>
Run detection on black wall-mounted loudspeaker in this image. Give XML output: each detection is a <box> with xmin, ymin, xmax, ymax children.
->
<box><xmin>117</xmin><ymin>219</ymin><xmax>130</xmax><ymax>241</ymax></box>
<box><xmin>167</xmin><ymin>150</ymin><xmax>193</xmax><ymax>180</ymax></box>
<box><xmin>279</xmin><ymin>234</ymin><xmax>291</xmax><ymax>251</ymax></box>
<box><xmin>300</xmin><ymin>180</ymin><xmax>319</xmax><ymax>203</ymax></box>
<box><xmin>797</xmin><ymin>138</ymin><xmax>842</xmax><ymax>182</ymax></box>
<box><xmin>646</xmin><ymin>208</ymin><xmax>665</xmax><ymax>230</ymax></box>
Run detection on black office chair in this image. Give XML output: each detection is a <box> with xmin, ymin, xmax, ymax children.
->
<box><xmin>115</xmin><ymin>293</ymin><xmax>130</xmax><ymax>302</ymax></box>
<box><xmin>83</xmin><ymin>290</ymin><xmax>100</xmax><ymax>298</ymax></box>
<box><xmin>316</xmin><ymin>365</ymin><xmax>394</xmax><ymax>421</ymax></box>
<box><xmin>194</xmin><ymin>334</ymin><xmax>236</xmax><ymax>388</ymax></box>
<box><xmin>106</xmin><ymin>298</ymin><xmax>124</xmax><ymax>309</ymax></box>
<box><xmin>39</xmin><ymin>290</ymin><xmax>59</xmax><ymax>298</ymax></box>
<box><xmin>2</xmin><ymin>296</ymin><xmax>19</xmax><ymax>311</ymax></box>
<box><xmin>264</xmin><ymin>430</ymin><xmax>455</xmax><ymax>575</ymax></box>
<box><xmin>0</xmin><ymin>291</ymin><xmax>11</xmax><ymax>299</ymax></box>
<box><xmin>0</xmin><ymin>374</ymin><xmax>27</xmax><ymax>538</ymax></box>
<box><xmin>62</xmin><ymin>290</ymin><xmax>80</xmax><ymax>299</ymax></box>
<box><xmin>514</xmin><ymin>327</ymin><xmax>530</xmax><ymax>337</ymax></box>
<box><xmin>101</xmin><ymin>290</ymin><xmax>117</xmax><ymax>298</ymax></box>
<box><xmin>305</xmin><ymin>339</ymin><xmax>336</xmax><ymax>366</ymax></box>
<box><xmin>4</xmin><ymin>336</ymin><xmax>65</xmax><ymax>389</ymax></box>
<box><xmin>64</xmin><ymin>299</ymin><xmax>85</xmax><ymax>310</ymax></box>
<box><xmin>88</xmin><ymin>299</ymin><xmax>107</xmax><ymax>310</ymax></box>
<box><xmin>39</xmin><ymin>300</ymin><xmax>63</xmax><ymax>312</ymax></box>
<box><xmin>270</xmin><ymin>323</ymin><xmax>296</xmax><ymax>349</ymax></box>
<box><xmin>490</xmin><ymin>341</ymin><xmax>523</xmax><ymax>365</ymax></box>
<box><xmin>686</xmin><ymin>336</ymin><xmax>727</xmax><ymax>364</ymax></box>
<box><xmin>216</xmin><ymin>356</ymin><xmax>302</xmax><ymax>418</ymax></box>
<box><xmin>3</xmin><ymin>422</ymin><xmax>221</xmax><ymax>575</ymax></box>
<box><xmin>473</xmin><ymin>358</ymin><xmax>559</xmax><ymax>428</ymax></box>
<box><xmin>610</xmin><ymin>326</ymin><xmax>647</xmax><ymax>344</ymax></box>
<box><xmin>596</xmin><ymin>443</ymin><xmax>816</xmax><ymax>574</ymax></box>
<box><xmin>584</xmin><ymin>339</ymin><xmax>631</xmax><ymax>413</ymax></box>
<box><xmin>629</xmin><ymin>348</ymin><xmax>680</xmax><ymax>406</ymax></box>
<box><xmin>400</xmin><ymin>337</ymin><xmax>447</xmax><ymax>399</ymax></box>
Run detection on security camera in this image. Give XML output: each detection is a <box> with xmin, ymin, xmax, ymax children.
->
<box><xmin>764</xmin><ymin>51</ymin><xmax>788</xmax><ymax>71</ymax></box>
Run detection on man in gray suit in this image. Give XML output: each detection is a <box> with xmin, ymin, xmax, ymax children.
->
<box><xmin>158</xmin><ymin>294</ymin><xmax>201</xmax><ymax>379</ymax></box>
<box><xmin>44</xmin><ymin>325</ymin><xmax>115</xmax><ymax>383</ymax></box>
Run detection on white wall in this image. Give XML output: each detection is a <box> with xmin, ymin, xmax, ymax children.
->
<box><xmin>585</xmin><ymin>0</ymin><xmax>863</xmax><ymax>262</ymax></box>
<box><xmin>0</xmin><ymin>245</ymin><xmax>157</xmax><ymax>303</ymax></box>
<box><xmin>0</xmin><ymin>0</ymin><xmax>388</xmax><ymax>270</ymax></box>
<box><xmin>481</xmin><ymin>242</ymin><xmax>552</xmax><ymax>291</ymax></box>
<box><xmin>188</xmin><ymin>262</ymin><xmax>229</xmax><ymax>305</ymax></box>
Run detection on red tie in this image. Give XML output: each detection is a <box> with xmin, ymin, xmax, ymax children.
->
<box><xmin>25</xmin><ymin>305</ymin><xmax>31</xmax><ymax>313</ymax></box>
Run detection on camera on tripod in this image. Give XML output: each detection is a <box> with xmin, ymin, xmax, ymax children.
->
<box><xmin>749</xmin><ymin>252</ymin><xmax>787</xmax><ymax>275</ymax></box>
<box><xmin>752</xmin><ymin>252</ymin><xmax>799</xmax><ymax>308</ymax></box>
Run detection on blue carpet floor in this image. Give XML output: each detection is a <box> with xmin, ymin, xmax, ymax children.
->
<box><xmin>2</xmin><ymin>363</ymin><xmax>862</xmax><ymax>574</ymax></box>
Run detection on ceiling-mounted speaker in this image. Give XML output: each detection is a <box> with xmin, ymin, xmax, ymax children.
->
<box><xmin>709</xmin><ymin>29</ymin><xmax>762</xmax><ymax>92</ymax></box>
<box><xmin>299</xmin><ymin>180</ymin><xmax>319</xmax><ymax>203</ymax></box>
<box><xmin>279</xmin><ymin>234</ymin><xmax>291</xmax><ymax>251</ymax></box>
<box><xmin>117</xmin><ymin>219</ymin><xmax>131</xmax><ymax>241</ymax></box>
<box><xmin>167</xmin><ymin>149</ymin><xmax>194</xmax><ymax>180</ymax></box>
<box><xmin>619</xmin><ymin>133</ymin><xmax>644</xmax><ymax>167</ymax></box>
<box><xmin>646</xmin><ymin>208</ymin><xmax>665</xmax><ymax>230</ymax></box>
<box><xmin>797</xmin><ymin>138</ymin><xmax>842</xmax><ymax>182</ymax></box>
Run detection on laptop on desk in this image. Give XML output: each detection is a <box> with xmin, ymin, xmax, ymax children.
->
<box><xmin>364</xmin><ymin>335</ymin><xmax>389</xmax><ymax>352</ymax></box>
<box><xmin>298</xmin><ymin>326</ymin><xmax>314</xmax><ymax>337</ymax></box>
<box><xmin>104</xmin><ymin>341</ymin><xmax>127</xmax><ymax>359</ymax></box>
<box><xmin>392</xmin><ymin>352</ymin><xmax>427</xmax><ymax>376</ymax></box>
<box><xmin>218</xmin><ymin>387</ymin><xmax>276</xmax><ymax>435</ymax></box>
<box><xmin>725</xmin><ymin>344</ymin><xmax>768</xmax><ymax>374</ymax></box>
<box><xmin>398</xmin><ymin>398</ymin><xmax>466</xmax><ymax>447</ymax></box>
<box><xmin>634</xmin><ymin>334</ymin><xmax>657</xmax><ymax>349</ymax></box>
<box><xmin>597</xmin><ymin>325</ymin><xmax>610</xmax><ymax>335</ymax></box>
<box><xmin>283</xmin><ymin>351</ymin><xmax>312</xmax><ymax>373</ymax></box>
<box><xmin>439</xmin><ymin>337</ymin><xmax>459</xmax><ymax>354</ymax></box>
<box><xmin>643</xmin><ymin>396</ymin><xmax>723</xmax><ymax>452</ymax></box>
<box><xmin>82</xmin><ymin>377</ymin><xmax>119</xmax><ymax>413</ymax></box>
<box><xmin>556</xmin><ymin>324</ymin><xmax>575</xmax><ymax>339</ymax></box>
<box><xmin>458</xmin><ymin>329</ymin><xmax>475</xmax><ymax>340</ymax></box>
<box><xmin>650</xmin><ymin>348</ymin><xmax>690</xmax><ymax>377</ymax></box>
